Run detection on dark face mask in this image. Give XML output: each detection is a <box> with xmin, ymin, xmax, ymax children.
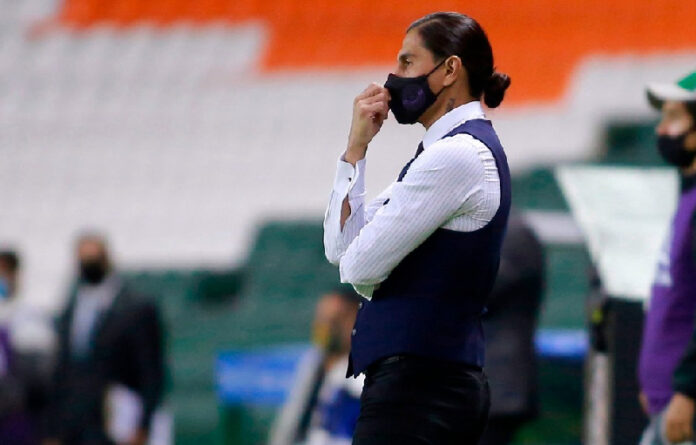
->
<box><xmin>384</xmin><ymin>59</ymin><xmax>447</xmax><ymax>125</ymax></box>
<box><xmin>657</xmin><ymin>130</ymin><xmax>696</xmax><ymax>168</ymax></box>
<box><xmin>80</xmin><ymin>260</ymin><xmax>107</xmax><ymax>285</ymax></box>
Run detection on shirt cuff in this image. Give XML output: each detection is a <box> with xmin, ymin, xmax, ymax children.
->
<box><xmin>351</xmin><ymin>283</ymin><xmax>374</xmax><ymax>300</ymax></box>
<box><xmin>333</xmin><ymin>156</ymin><xmax>366</xmax><ymax>199</ymax></box>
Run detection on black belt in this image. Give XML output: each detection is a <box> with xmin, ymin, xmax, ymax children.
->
<box><xmin>368</xmin><ymin>354</ymin><xmax>483</xmax><ymax>374</ymax></box>
<box><xmin>377</xmin><ymin>355</ymin><xmax>409</xmax><ymax>366</ymax></box>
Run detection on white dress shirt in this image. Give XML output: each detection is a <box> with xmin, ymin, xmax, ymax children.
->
<box><xmin>323</xmin><ymin>101</ymin><xmax>501</xmax><ymax>299</ymax></box>
<box><xmin>70</xmin><ymin>274</ymin><xmax>120</xmax><ymax>358</ymax></box>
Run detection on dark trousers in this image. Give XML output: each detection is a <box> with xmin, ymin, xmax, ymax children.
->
<box><xmin>352</xmin><ymin>355</ymin><xmax>490</xmax><ymax>445</ymax></box>
<box><xmin>478</xmin><ymin>415</ymin><xmax>528</xmax><ymax>445</ymax></box>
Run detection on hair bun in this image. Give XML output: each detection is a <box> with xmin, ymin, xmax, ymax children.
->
<box><xmin>483</xmin><ymin>71</ymin><xmax>511</xmax><ymax>108</ymax></box>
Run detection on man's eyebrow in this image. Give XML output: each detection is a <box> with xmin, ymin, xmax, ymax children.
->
<box><xmin>398</xmin><ymin>52</ymin><xmax>414</xmax><ymax>63</ymax></box>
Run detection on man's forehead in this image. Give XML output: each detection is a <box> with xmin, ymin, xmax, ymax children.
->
<box><xmin>399</xmin><ymin>31</ymin><xmax>424</xmax><ymax>55</ymax></box>
<box><xmin>663</xmin><ymin>101</ymin><xmax>687</xmax><ymax>113</ymax></box>
<box><xmin>78</xmin><ymin>241</ymin><xmax>105</xmax><ymax>256</ymax></box>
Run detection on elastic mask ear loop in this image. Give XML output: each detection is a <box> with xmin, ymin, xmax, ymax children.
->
<box><xmin>427</xmin><ymin>58</ymin><xmax>450</xmax><ymax>97</ymax></box>
<box><xmin>425</xmin><ymin>58</ymin><xmax>448</xmax><ymax>77</ymax></box>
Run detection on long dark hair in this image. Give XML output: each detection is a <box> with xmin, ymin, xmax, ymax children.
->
<box><xmin>408</xmin><ymin>12</ymin><xmax>510</xmax><ymax>108</ymax></box>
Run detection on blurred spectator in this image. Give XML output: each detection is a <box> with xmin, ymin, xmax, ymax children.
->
<box><xmin>42</xmin><ymin>234</ymin><xmax>166</xmax><ymax>445</ymax></box>
<box><xmin>269</xmin><ymin>287</ymin><xmax>363</xmax><ymax>445</ymax></box>
<box><xmin>0</xmin><ymin>249</ymin><xmax>53</xmax><ymax>445</ymax></box>
<box><xmin>638</xmin><ymin>72</ymin><xmax>696</xmax><ymax>445</ymax></box>
<box><xmin>479</xmin><ymin>212</ymin><xmax>545</xmax><ymax>445</ymax></box>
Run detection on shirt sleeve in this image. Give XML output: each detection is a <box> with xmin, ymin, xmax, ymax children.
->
<box><xmin>674</xmin><ymin>212</ymin><xmax>696</xmax><ymax>398</ymax></box>
<box><xmin>323</xmin><ymin>156</ymin><xmax>367</xmax><ymax>265</ymax></box>
<box><xmin>338</xmin><ymin>135</ymin><xmax>495</xmax><ymax>299</ymax></box>
<box><xmin>691</xmin><ymin>211</ymin><xmax>696</xmax><ymax>266</ymax></box>
<box><xmin>350</xmin><ymin>184</ymin><xmax>394</xmax><ymax>300</ymax></box>
<box><xmin>364</xmin><ymin>184</ymin><xmax>394</xmax><ymax>223</ymax></box>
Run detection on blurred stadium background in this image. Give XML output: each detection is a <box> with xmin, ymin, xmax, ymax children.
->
<box><xmin>1</xmin><ymin>0</ymin><xmax>695</xmax><ymax>443</ymax></box>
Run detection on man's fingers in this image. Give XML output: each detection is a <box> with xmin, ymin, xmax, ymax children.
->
<box><xmin>665</xmin><ymin>416</ymin><xmax>691</xmax><ymax>443</ymax></box>
<box><xmin>666</xmin><ymin>420</ymin><xmax>679</xmax><ymax>442</ymax></box>
<box><xmin>358</xmin><ymin>100</ymin><xmax>388</xmax><ymax>119</ymax></box>
<box><xmin>683</xmin><ymin>419</ymin><xmax>694</xmax><ymax>441</ymax></box>
<box><xmin>678</xmin><ymin>424</ymin><xmax>690</xmax><ymax>443</ymax></box>
<box><xmin>361</xmin><ymin>92</ymin><xmax>389</xmax><ymax>106</ymax></box>
<box><xmin>355</xmin><ymin>84</ymin><xmax>381</xmax><ymax>102</ymax></box>
<box><xmin>355</xmin><ymin>83</ymin><xmax>389</xmax><ymax>103</ymax></box>
<box><xmin>357</xmin><ymin>93</ymin><xmax>389</xmax><ymax>117</ymax></box>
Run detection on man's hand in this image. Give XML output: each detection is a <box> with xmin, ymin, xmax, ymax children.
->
<box><xmin>345</xmin><ymin>83</ymin><xmax>390</xmax><ymax>165</ymax></box>
<box><xmin>664</xmin><ymin>393</ymin><xmax>695</xmax><ymax>443</ymax></box>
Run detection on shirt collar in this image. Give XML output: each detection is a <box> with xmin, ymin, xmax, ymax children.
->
<box><xmin>422</xmin><ymin>101</ymin><xmax>486</xmax><ymax>149</ymax></box>
<box><xmin>77</xmin><ymin>273</ymin><xmax>121</xmax><ymax>305</ymax></box>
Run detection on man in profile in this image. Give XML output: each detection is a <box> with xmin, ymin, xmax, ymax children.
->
<box><xmin>638</xmin><ymin>71</ymin><xmax>696</xmax><ymax>445</ymax></box>
<box><xmin>42</xmin><ymin>233</ymin><xmax>165</xmax><ymax>445</ymax></box>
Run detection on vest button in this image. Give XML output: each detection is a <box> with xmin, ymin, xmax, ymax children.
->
<box><xmin>352</xmin><ymin>329</ymin><xmax>356</xmax><ymax>336</ymax></box>
<box><xmin>358</xmin><ymin>302</ymin><xmax>363</xmax><ymax>309</ymax></box>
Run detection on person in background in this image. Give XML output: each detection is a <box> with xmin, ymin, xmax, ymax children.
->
<box><xmin>638</xmin><ymin>71</ymin><xmax>696</xmax><ymax>445</ymax></box>
<box><xmin>0</xmin><ymin>249</ymin><xmax>53</xmax><ymax>445</ymax></box>
<box><xmin>269</xmin><ymin>286</ymin><xmax>363</xmax><ymax>445</ymax></box>
<box><xmin>479</xmin><ymin>213</ymin><xmax>545</xmax><ymax>445</ymax></box>
<box><xmin>42</xmin><ymin>233</ymin><xmax>165</xmax><ymax>445</ymax></box>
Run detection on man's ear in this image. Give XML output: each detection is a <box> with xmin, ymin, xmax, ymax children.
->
<box><xmin>687</xmin><ymin>111</ymin><xmax>696</xmax><ymax>150</ymax></box>
<box><xmin>442</xmin><ymin>55</ymin><xmax>463</xmax><ymax>88</ymax></box>
<box><xmin>685</xmin><ymin>130</ymin><xmax>696</xmax><ymax>151</ymax></box>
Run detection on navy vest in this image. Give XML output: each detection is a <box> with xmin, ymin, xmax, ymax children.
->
<box><xmin>348</xmin><ymin>119</ymin><xmax>512</xmax><ymax>377</ymax></box>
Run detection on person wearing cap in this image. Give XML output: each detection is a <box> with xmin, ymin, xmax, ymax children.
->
<box><xmin>638</xmin><ymin>71</ymin><xmax>696</xmax><ymax>445</ymax></box>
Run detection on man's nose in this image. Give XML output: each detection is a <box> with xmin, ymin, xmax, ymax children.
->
<box><xmin>656</xmin><ymin>121</ymin><xmax>670</xmax><ymax>136</ymax></box>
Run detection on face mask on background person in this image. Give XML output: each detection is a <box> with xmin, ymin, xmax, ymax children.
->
<box><xmin>384</xmin><ymin>59</ymin><xmax>448</xmax><ymax>125</ymax></box>
<box><xmin>657</xmin><ymin>128</ymin><xmax>696</xmax><ymax>167</ymax></box>
<box><xmin>79</xmin><ymin>260</ymin><xmax>107</xmax><ymax>285</ymax></box>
